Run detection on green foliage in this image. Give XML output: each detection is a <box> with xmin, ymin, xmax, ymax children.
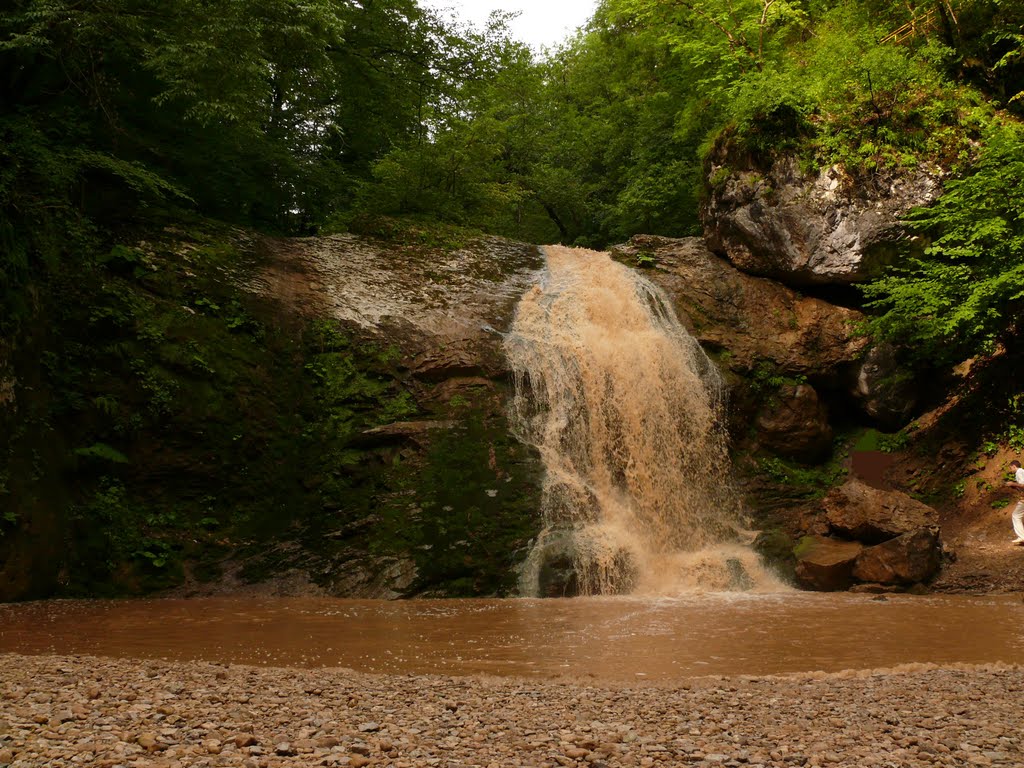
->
<box><xmin>853</xmin><ymin>428</ymin><xmax>910</xmax><ymax>453</ymax></box>
<box><xmin>750</xmin><ymin>362</ymin><xmax>788</xmax><ymax>395</ymax></box>
<box><xmin>864</xmin><ymin>123</ymin><xmax>1024</xmax><ymax>363</ymax></box>
<box><xmin>748</xmin><ymin>361</ymin><xmax>806</xmax><ymax>399</ymax></box>
<box><xmin>4</xmin><ymin>0</ymin><xmax>1011</xmax><ymax>273</ymax></box>
<box><xmin>337</xmin><ymin>215</ymin><xmax>478</xmax><ymax>252</ymax></box>
<box><xmin>73</xmin><ymin>443</ymin><xmax>130</xmax><ymax>464</ymax></box>
<box><xmin>759</xmin><ymin>455</ymin><xmax>847</xmax><ymax>497</ymax></box>
<box><xmin>1008</xmin><ymin>424</ymin><xmax>1024</xmax><ymax>453</ymax></box>
<box><xmin>1</xmin><ymin>0</ymin><xmax>481</xmax><ymax>330</ymax></box>
<box><xmin>607</xmin><ymin>0</ymin><xmax>808</xmax><ymax>79</ymax></box>
<box><xmin>977</xmin><ymin>393</ymin><xmax>1024</xmax><ymax>454</ymax></box>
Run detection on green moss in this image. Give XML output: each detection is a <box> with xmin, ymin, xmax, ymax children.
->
<box><xmin>753</xmin><ymin>528</ymin><xmax>798</xmax><ymax>583</ymax></box>
<box><xmin>853</xmin><ymin>428</ymin><xmax>910</xmax><ymax>454</ymax></box>
<box><xmin>338</xmin><ymin>392</ymin><xmax>543</xmax><ymax>595</ymax></box>
<box><xmin>792</xmin><ymin>535</ymin><xmax>818</xmax><ymax>560</ymax></box>
<box><xmin>758</xmin><ymin>455</ymin><xmax>847</xmax><ymax>499</ymax></box>
<box><xmin>337</xmin><ymin>214</ymin><xmax>481</xmax><ymax>251</ymax></box>
<box><xmin>2</xmin><ymin>219</ymin><xmax>548</xmax><ymax>599</ymax></box>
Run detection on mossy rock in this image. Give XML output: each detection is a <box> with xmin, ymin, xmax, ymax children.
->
<box><xmin>753</xmin><ymin>529</ymin><xmax>798</xmax><ymax>583</ymax></box>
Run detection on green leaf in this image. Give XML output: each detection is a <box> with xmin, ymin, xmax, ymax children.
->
<box><xmin>74</xmin><ymin>443</ymin><xmax>130</xmax><ymax>464</ymax></box>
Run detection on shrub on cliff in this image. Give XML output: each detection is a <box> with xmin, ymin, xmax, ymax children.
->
<box><xmin>864</xmin><ymin>122</ymin><xmax>1024</xmax><ymax>364</ymax></box>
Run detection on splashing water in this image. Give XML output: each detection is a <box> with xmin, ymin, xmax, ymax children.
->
<box><xmin>506</xmin><ymin>246</ymin><xmax>782</xmax><ymax>596</ymax></box>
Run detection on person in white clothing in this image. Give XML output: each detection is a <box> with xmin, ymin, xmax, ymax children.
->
<box><xmin>1005</xmin><ymin>460</ymin><xmax>1024</xmax><ymax>545</ymax></box>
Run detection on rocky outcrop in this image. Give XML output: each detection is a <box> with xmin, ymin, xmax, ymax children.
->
<box><xmin>702</xmin><ymin>156</ymin><xmax>941</xmax><ymax>286</ymax></box>
<box><xmin>610</xmin><ymin>235</ymin><xmax>868</xmax><ymax>377</ymax></box>
<box><xmin>792</xmin><ymin>480</ymin><xmax>944</xmax><ymax>591</ymax></box>
<box><xmin>521</xmin><ymin>529</ymin><xmax>638</xmax><ymax>598</ymax></box>
<box><xmin>329</xmin><ymin>555</ymin><xmax>419</xmax><ymax>599</ymax></box>
<box><xmin>794</xmin><ymin>536</ymin><xmax>863</xmax><ymax>591</ymax></box>
<box><xmin>823</xmin><ymin>479</ymin><xmax>938</xmax><ymax>544</ymax></box>
<box><xmin>233</xmin><ymin>232</ymin><xmax>548</xmax><ymax>600</ymax></box>
<box><xmin>352</xmin><ymin>420</ymin><xmax>457</xmax><ymax>448</ymax></box>
<box><xmin>246</xmin><ymin>233</ymin><xmax>544</xmax><ymax>378</ymax></box>
<box><xmin>850</xmin><ymin>343</ymin><xmax>918</xmax><ymax>428</ymax></box>
<box><xmin>789</xmin><ymin>479</ymin><xmax>945</xmax><ymax>590</ymax></box>
<box><xmin>528</xmin><ymin>530</ymin><xmax>581</xmax><ymax>598</ymax></box>
<box><xmin>755</xmin><ymin>384</ymin><xmax>833</xmax><ymax>461</ymax></box>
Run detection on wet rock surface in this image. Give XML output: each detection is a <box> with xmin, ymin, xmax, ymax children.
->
<box><xmin>610</xmin><ymin>236</ymin><xmax>867</xmax><ymax>378</ymax></box>
<box><xmin>853</xmin><ymin>527</ymin><xmax>943</xmax><ymax>585</ymax></box>
<box><xmin>701</xmin><ymin>156</ymin><xmax>940</xmax><ymax>286</ymax></box>
<box><xmin>850</xmin><ymin>344</ymin><xmax>919</xmax><ymax>429</ymax></box>
<box><xmin>244</xmin><ymin>233</ymin><xmax>543</xmax><ymax>377</ymax></box>
<box><xmin>754</xmin><ymin>384</ymin><xmax>833</xmax><ymax>462</ymax></box>
<box><xmin>794</xmin><ymin>536</ymin><xmax>864</xmax><ymax>591</ymax></box>
<box><xmin>1</xmin><ymin>654</ymin><xmax>1021</xmax><ymax>767</ymax></box>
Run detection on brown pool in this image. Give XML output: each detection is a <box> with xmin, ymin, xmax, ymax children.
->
<box><xmin>1</xmin><ymin>593</ymin><xmax>1021</xmax><ymax>680</ymax></box>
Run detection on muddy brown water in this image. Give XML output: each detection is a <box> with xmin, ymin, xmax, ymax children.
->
<box><xmin>2</xmin><ymin>594</ymin><xmax>1022</xmax><ymax>681</ymax></box>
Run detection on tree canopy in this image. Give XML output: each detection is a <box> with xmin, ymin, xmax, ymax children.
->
<box><xmin>3</xmin><ymin>0</ymin><xmax>1024</xmax><ymax>354</ymax></box>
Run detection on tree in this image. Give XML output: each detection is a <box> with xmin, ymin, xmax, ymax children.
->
<box><xmin>864</xmin><ymin>123</ymin><xmax>1024</xmax><ymax>363</ymax></box>
<box><xmin>1</xmin><ymin>0</ymin><xmax>483</xmax><ymax>326</ymax></box>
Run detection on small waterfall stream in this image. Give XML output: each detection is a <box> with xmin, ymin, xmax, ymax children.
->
<box><xmin>506</xmin><ymin>246</ymin><xmax>781</xmax><ymax>596</ymax></box>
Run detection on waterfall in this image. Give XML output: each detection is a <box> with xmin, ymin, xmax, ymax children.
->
<box><xmin>506</xmin><ymin>246</ymin><xmax>780</xmax><ymax>596</ymax></box>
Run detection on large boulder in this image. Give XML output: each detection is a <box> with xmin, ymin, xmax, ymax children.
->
<box><xmin>794</xmin><ymin>535</ymin><xmax>864</xmax><ymax>591</ymax></box>
<box><xmin>755</xmin><ymin>383</ymin><xmax>833</xmax><ymax>461</ymax></box>
<box><xmin>823</xmin><ymin>479</ymin><xmax>938</xmax><ymax>544</ymax></box>
<box><xmin>852</xmin><ymin>527</ymin><xmax>942</xmax><ymax>585</ymax></box>
<box><xmin>610</xmin><ymin>235</ymin><xmax>867</xmax><ymax>377</ymax></box>
<box><xmin>701</xmin><ymin>155</ymin><xmax>941</xmax><ymax>286</ymax></box>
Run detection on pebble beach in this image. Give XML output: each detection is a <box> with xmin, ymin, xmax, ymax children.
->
<box><xmin>1</xmin><ymin>654</ymin><xmax>1021</xmax><ymax>768</ymax></box>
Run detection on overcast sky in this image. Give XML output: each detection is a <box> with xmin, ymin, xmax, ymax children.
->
<box><xmin>422</xmin><ymin>0</ymin><xmax>599</xmax><ymax>50</ymax></box>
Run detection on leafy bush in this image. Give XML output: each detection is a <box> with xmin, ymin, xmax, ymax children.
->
<box><xmin>864</xmin><ymin>122</ymin><xmax>1024</xmax><ymax>363</ymax></box>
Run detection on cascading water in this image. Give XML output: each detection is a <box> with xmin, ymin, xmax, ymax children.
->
<box><xmin>506</xmin><ymin>246</ymin><xmax>782</xmax><ymax>596</ymax></box>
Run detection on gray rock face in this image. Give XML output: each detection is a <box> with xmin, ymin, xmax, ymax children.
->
<box><xmin>329</xmin><ymin>555</ymin><xmax>419</xmax><ymax>599</ymax></box>
<box><xmin>853</xmin><ymin>527</ymin><xmax>943</xmax><ymax>585</ymax></box>
<box><xmin>824</xmin><ymin>479</ymin><xmax>938</xmax><ymax>544</ymax></box>
<box><xmin>245</xmin><ymin>233</ymin><xmax>544</xmax><ymax>378</ymax></box>
<box><xmin>702</xmin><ymin>156</ymin><xmax>941</xmax><ymax>286</ymax></box>
<box><xmin>755</xmin><ymin>384</ymin><xmax>833</xmax><ymax>461</ymax></box>
<box><xmin>794</xmin><ymin>536</ymin><xmax>864</xmax><ymax>591</ymax></box>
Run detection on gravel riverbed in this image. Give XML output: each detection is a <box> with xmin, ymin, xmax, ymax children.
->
<box><xmin>1</xmin><ymin>654</ymin><xmax>1021</xmax><ymax>768</ymax></box>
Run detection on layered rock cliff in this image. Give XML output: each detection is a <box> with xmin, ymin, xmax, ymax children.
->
<box><xmin>6</xmin><ymin>149</ymin><xmax>1019</xmax><ymax>598</ymax></box>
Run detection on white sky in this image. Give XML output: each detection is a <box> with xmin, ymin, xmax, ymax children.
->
<box><xmin>422</xmin><ymin>0</ymin><xmax>599</xmax><ymax>51</ymax></box>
